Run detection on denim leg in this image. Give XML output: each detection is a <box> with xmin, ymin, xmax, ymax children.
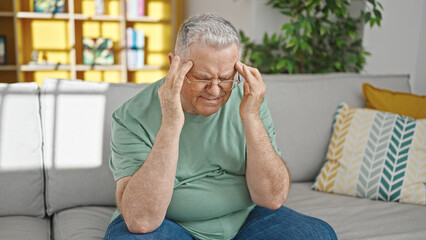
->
<box><xmin>103</xmin><ymin>215</ymin><xmax>195</xmax><ymax>240</ymax></box>
<box><xmin>234</xmin><ymin>206</ymin><xmax>337</xmax><ymax>240</ymax></box>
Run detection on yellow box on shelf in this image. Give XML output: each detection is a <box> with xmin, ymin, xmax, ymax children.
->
<box><xmin>83</xmin><ymin>70</ymin><xmax>121</xmax><ymax>83</ymax></box>
<box><xmin>34</xmin><ymin>71</ymin><xmax>70</xmax><ymax>86</ymax></box>
<box><xmin>82</xmin><ymin>21</ymin><xmax>120</xmax><ymax>41</ymax></box>
<box><xmin>147</xmin><ymin>0</ymin><xmax>171</xmax><ymax>20</ymax></box>
<box><xmin>132</xmin><ymin>70</ymin><xmax>167</xmax><ymax>84</ymax></box>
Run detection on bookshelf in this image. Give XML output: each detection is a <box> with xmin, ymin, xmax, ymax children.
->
<box><xmin>0</xmin><ymin>0</ymin><xmax>182</xmax><ymax>84</ymax></box>
<box><xmin>0</xmin><ymin>1</ymin><xmax>18</xmax><ymax>83</ymax></box>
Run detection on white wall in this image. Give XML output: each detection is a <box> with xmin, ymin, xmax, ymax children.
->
<box><xmin>363</xmin><ymin>0</ymin><xmax>426</xmax><ymax>94</ymax></box>
<box><xmin>182</xmin><ymin>0</ymin><xmax>254</xmax><ymax>39</ymax></box>
<box><xmin>183</xmin><ymin>0</ymin><xmax>426</xmax><ymax>94</ymax></box>
<box><xmin>182</xmin><ymin>0</ymin><xmax>286</xmax><ymax>43</ymax></box>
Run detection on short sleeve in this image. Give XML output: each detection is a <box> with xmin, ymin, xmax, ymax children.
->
<box><xmin>109</xmin><ymin>111</ymin><xmax>152</xmax><ymax>181</ymax></box>
<box><xmin>259</xmin><ymin>97</ymin><xmax>282</xmax><ymax>157</ymax></box>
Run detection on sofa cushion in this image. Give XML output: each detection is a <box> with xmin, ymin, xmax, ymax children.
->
<box><xmin>0</xmin><ymin>216</ymin><xmax>50</xmax><ymax>240</ymax></box>
<box><xmin>263</xmin><ymin>73</ymin><xmax>411</xmax><ymax>182</ymax></box>
<box><xmin>40</xmin><ymin>79</ymin><xmax>148</xmax><ymax>215</ymax></box>
<box><xmin>286</xmin><ymin>183</ymin><xmax>426</xmax><ymax>240</ymax></box>
<box><xmin>0</xmin><ymin>82</ymin><xmax>45</xmax><ymax>217</ymax></box>
<box><xmin>363</xmin><ymin>83</ymin><xmax>426</xmax><ymax>119</ymax></box>
<box><xmin>52</xmin><ymin>206</ymin><xmax>115</xmax><ymax>240</ymax></box>
<box><xmin>312</xmin><ymin>102</ymin><xmax>426</xmax><ymax>205</ymax></box>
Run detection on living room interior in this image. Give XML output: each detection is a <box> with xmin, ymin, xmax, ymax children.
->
<box><xmin>0</xmin><ymin>0</ymin><xmax>425</xmax><ymax>240</ymax></box>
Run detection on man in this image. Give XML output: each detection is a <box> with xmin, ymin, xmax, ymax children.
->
<box><xmin>105</xmin><ymin>13</ymin><xmax>337</xmax><ymax>240</ymax></box>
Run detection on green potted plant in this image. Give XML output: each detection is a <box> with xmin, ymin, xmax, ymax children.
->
<box><xmin>240</xmin><ymin>0</ymin><xmax>383</xmax><ymax>74</ymax></box>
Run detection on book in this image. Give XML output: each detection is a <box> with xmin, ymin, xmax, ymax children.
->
<box><xmin>95</xmin><ymin>0</ymin><xmax>104</xmax><ymax>15</ymax></box>
<box><xmin>34</xmin><ymin>0</ymin><xmax>65</xmax><ymax>13</ymax></box>
<box><xmin>138</xmin><ymin>0</ymin><xmax>145</xmax><ymax>17</ymax></box>
<box><xmin>126</xmin><ymin>0</ymin><xmax>145</xmax><ymax>18</ymax></box>
<box><xmin>136</xmin><ymin>29</ymin><xmax>145</xmax><ymax>49</ymax></box>
<box><xmin>127</xmin><ymin>49</ymin><xmax>144</xmax><ymax>68</ymax></box>
<box><xmin>0</xmin><ymin>36</ymin><xmax>5</xmax><ymax>65</ymax></box>
<box><xmin>126</xmin><ymin>28</ymin><xmax>145</xmax><ymax>68</ymax></box>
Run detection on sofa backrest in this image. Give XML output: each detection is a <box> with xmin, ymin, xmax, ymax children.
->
<box><xmin>40</xmin><ymin>79</ymin><xmax>148</xmax><ymax>215</ymax></box>
<box><xmin>0</xmin><ymin>74</ymin><xmax>411</xmax><ymax>215</ymax></box>
<box><xmin>263</xmin><ymin>73</ymin><xmax>411</xmax><ymax>182</ymax></box>
<box><xmin>0</xmin><ymin>82</ymin><xmax>45</xmax><ymax>217</ymax></box>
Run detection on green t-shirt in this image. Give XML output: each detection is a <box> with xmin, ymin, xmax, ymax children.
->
<box><xmin>109</xmin><ymin>78</ymin><xmax>281</xmax><ymax>240</ymax></box>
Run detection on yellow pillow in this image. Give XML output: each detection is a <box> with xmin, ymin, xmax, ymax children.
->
<box><xmin>362</xmin><ymin>83</ymin><xmax>426</xmax><ymax>119</ymax></box>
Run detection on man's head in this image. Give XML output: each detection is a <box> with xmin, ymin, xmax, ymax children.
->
<box><xmin>170</xmin><ymin>13</ymin><xmax>241</xmax><ymax>117</ymax></box>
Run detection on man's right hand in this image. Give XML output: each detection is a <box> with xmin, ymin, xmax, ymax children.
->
<box><xmin>158</xmin><ymin>55</ymin><xmax>193</xmax><ymax>129</ymax></box>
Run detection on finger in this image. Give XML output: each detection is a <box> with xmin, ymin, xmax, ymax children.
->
<box><xmin>245</xmin><ymin>65</ymin><xmax>266</xmax><ymax>93</ymax></box>
<box><xmin>235</xmin><ymin>61</ymin><xmax>254</xmax><ymax>87</ymax></box>
<box><xmin>180</xmin><ymin>60</ymin><xmax>194</xmax><ymax>77</ymax></box>
<box><xmin>235</xmin><ymin>61</ymin><xmax>245</xmax><ymax>77</ymax></box>
<box><xmin>246</xmin><ymin>65</ymin><xmax>263</xmax><ymax>83</ymax></box>
<box><xmin>243</xmin><ymin>81</ymin><xmax>250</xmax><ymax>96</ymax></box>
<box><xmin>174</xmin><ymin>60</ymin><xmax>193</xmax><ymax>91</ymax></box>
<box><xmin>241</xmin><ymin>64</ymin><xmax>257</xmax><ymax>87</ymax></box>
<box><xmin>165</xmin><ymin>55</ymin><xmax>181</xmax><ymax>87</ymax></box>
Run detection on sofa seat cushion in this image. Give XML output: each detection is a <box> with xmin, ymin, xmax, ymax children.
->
<box><xmin>52</xmin><ymin>206</ymin><xmax>115</xmax><ymax>240</ymax></box>
<box><xmin>0</xmin><ymin>216</ymin><xmax>50</xmax><ymax>240</ymax></box>
<box><xmin>286</xmin><ymin>183</ymin><xmax>426</xmax><ymax>240</ymax></box>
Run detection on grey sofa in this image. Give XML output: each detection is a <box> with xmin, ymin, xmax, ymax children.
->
<box><xmin>0</xmin><ymin>74</ymin><xmax>425</xmax><ymax>240</ymax></box>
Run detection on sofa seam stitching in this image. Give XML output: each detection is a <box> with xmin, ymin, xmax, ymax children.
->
<box><xmin>38</xmin><ymin>86</ymin><xmax>50</xmax><ymax>218</ymax></box>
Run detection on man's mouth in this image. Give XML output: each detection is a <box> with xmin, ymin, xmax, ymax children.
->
<box><xmin>200</xmin><ymin>96</ymin><xmax>221</xmax><ymax>102</ymax></box>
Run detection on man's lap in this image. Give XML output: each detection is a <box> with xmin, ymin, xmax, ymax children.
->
<box><xmin>104</xmin><ymin>206</ymin><xmax>337</xmax><ymax>240</ymax></box>
<box><xmin>234</xmin><ymin>205</ymin><xmax>337</xmax><ymax>240</ymax></box>
<box><xmin>103</xmin><ymin>215</ymin><xmax>195</xmax><ymax>240</ymax></box>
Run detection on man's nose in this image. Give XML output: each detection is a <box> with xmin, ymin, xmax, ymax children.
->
<box><xmin>206</xmin><ymin>82</ymin><xmax>222</xmax><ymax>96</ymax></box>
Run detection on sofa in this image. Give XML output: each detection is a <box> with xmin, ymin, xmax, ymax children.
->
<box><xmin>0</xmin><ymin>73</ymin><xmax>425</xmax><ymax>240</ymax></box>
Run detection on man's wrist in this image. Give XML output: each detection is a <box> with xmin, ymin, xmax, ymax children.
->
<box><xmin>160</xmin><ymin>120</ymin><xmax>184</xmax><ymax>136</ymax></box>
<box><xmin>241</xmin><ymin>114</ymin><xmax>262</xmax><ymax>128</ymax></box>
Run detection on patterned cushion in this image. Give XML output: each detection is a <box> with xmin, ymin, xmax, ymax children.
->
<box><xmin>312</xmin><ymin>102</ymin><xmax>426</xmax><ymax>205</ymax></box>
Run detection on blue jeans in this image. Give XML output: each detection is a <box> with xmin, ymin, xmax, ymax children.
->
<box><xmin>104</xmin><ymin>206</ymin><xmax>337</xmax><ymax>240</ymax></box>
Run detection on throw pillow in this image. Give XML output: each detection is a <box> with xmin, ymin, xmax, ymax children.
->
<box><xmin>362</xmin><ymin>83</ymin><xmax>426</xmax><ymax>119</ymax></box>
<box><xmin>312</xmin><ymin>102</ymin><xmax>426</xmax><ymax>205</ymax></box>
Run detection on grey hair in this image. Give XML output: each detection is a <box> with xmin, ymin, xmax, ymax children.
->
<box><xmin>175</xmin><ymin>13</ymin><xmax>240</xmax><ymax>57</ymax></box>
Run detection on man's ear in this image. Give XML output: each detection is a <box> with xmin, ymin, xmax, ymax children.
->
<box><xmin>168</xmin><ymin>52</ymin><xmax>175</xmax><ymax>66</ymax></box>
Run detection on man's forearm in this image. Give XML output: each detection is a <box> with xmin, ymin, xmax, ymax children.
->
<box><xmin>120</xmin><ymin>124</ymin><xmax>181</xmax><ymax>233</ymax></box>
<box><xmin>243</xmin><ymin>117</ymin><xmax>290</xmax><ymax>209</ymax></box>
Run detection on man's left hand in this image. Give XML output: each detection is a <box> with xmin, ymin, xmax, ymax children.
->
<box><xmin>235</xmin><ymin>61</ymin><xmax>266</xmax><ymax>121</ymax></box>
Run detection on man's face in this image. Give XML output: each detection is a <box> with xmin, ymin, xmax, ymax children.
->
<box><xmin>179</xmin><ymin>42</ymin><xmax>240</xmax><ymax>117</ymax></box>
